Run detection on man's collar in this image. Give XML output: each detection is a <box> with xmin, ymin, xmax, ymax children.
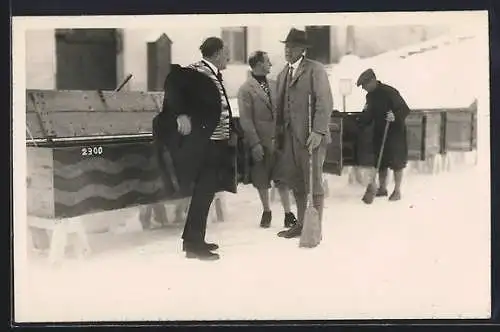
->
<box><xmin>288</xmin><ymin>56</ymin><xmax>304</xmax><ymax>69</ymax></box>
<box><xmin>251</xmin><ymin>70</ymin><xmax>267</xmax><ymax>78</ymax></box>
<box><xmin>202</xmin><ymin>59</ymin><xmax>219</xmax><ymax>75</ymax></box>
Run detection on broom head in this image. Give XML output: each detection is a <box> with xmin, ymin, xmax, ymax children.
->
<box><xmin>299</xmin><ymin>205</ymin><xmax>322</xmax><ymax>248</ymax></box>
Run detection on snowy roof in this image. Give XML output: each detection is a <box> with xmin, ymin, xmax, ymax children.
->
<box><xmin>328</xmin><ymin>33</ymin><xmax>482</xmax><ymax>111</ymax></box>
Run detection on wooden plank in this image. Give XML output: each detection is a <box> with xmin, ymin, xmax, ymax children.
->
<box><xmin>27</xmin><ymin>147</ymin><xmax>55</xmax><ymax>218</ymax></box>
<box><xmin>26</xmin><ymin>90</ymin><xmax>161</xmax><ymax>113</ymax></box>
<box><xmin>406</xmin><ymin>113</ymin><xmax>424</xmax><ymax>160</ymax></box>
<box><xmin>44</xmin><ymin>111</ymin><xmax>157</xmax><ymax>138</ymax></box>
<box><xmin>27</xmin><ymin>188</ymin><xmax>57</xmax><ymax>218</ymax></box>
<box><xmin>337</xmin><ymin>113</ymin><xmax>365</xmax><ymax>167</ymax></box>
<box><xmin>439</xmin><ymin>112</ymin><xmax>447</xmax><ymax>154</ymax></box>
<box><xmin>324</xmin><ymin>117</ymin><xmax>343</xmax><ymax>175</ymax></box>
<box><xmin>26</xmin><ymin>90</ymin><xmax>161</xmax><ymax>139</ymax></box>
<box><xmin>423</xmin><ymin>112</ymin><xmax>442</xmax><ymax>158</ymax></box>
<box><xmin>26</xmin><ymin>91</ymin><xmax>36</xmax><ymax>112</ymax></box>
<box><xmin>356</xmin><ymin>123</ymin><xmax>375</xmax><ymax>167</ymax></box>
<box><xmin>471</xmin><ymin>110</ymin><xmax>477</xmax><ymax>150</ymax></box>
<box><xmin>52</xmin><ymin>142</ymin><xmax>166</xmax><ymax>218</ymax></box>
<box><xmin>445</xmin><ymin>111</ymin><xmax>474</xmax><ymax>152</ymax></box>
<box><xmin>100</xmin><ymin>91</ymin><xmax>159</xmax><ymax>111</ymax></box>
<box><xmin>26</xmin><ymin>113</ymin><xmax>46</xmax><ymax>142</ymax></box>
<box><xmin>341</xmin><ymin>142</ymin><xmax>356</xmax><ymax>166</ymax></box>
<box><xmin>28</xmin><ymin>90</ymin><xmax>107</xmax><ymax>112</ymax></box>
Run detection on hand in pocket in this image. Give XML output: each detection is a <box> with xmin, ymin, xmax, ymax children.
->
<box><xmin>251</xmin><ymin>144</ymin><xmax>265</xmax><ymax>163</ymax></box>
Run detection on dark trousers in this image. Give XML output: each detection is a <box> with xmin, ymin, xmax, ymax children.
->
<box><xmin>182</xmin><ymin>140</ymin><xmax>228</xmax><ymax>245</ymax></box>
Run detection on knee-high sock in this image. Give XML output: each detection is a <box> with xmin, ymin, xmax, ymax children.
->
<box><xmin>293</xmin><ymin>191</ymin><xmax>307</xmax><ymax>226</ymax></box>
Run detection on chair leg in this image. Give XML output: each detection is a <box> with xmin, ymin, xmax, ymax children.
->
<box><xmin>138</xmin><ymin>205</ymin><xmax>153</xmax><ymax>230</ymax></box>
<box><xmin>212</xmin><ymin>193</ymin><xmax>227</xmax><ymax>222</ymax></box>
<box><xmin>152</xmin><ymin>203</ymin><xmax>169</xmax><ymax>226</ymax></box>
<box><xmin>72</xmin><ymin>221</ymin><xmax>91</xmax><ymax>260</ymax></box>
<box><xmin>323</xmin><ymin>178</ymin><xmax>330</xmax><ymax>198</ymax></box>
<box><xmin>48</xmin><ymin>222</ymin><xmax>68</xmax><ymax>265</ymax></box>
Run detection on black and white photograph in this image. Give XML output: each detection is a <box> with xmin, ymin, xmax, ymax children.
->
<box><xmin>13</xmin><ymin>11</ymin><xmax>490</xmax><ymax>322</ymax></box>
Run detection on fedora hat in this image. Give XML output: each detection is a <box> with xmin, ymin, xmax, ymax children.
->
<box><xmin>280</xmin><ymin>28</ymin><xmax>310</xmax><ymax>47</ymax></box>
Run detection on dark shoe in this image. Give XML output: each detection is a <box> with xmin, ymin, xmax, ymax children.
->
<box><xmin>284</xmin><ymin>212</ymin><xmax>297</xmax><ymax>228</ymax></box>
<box><xmin>389</xmin><ymin>191</ymin><xmax>401</xmax><ymax>201</ymax></box>
<box><xmin>260</xmin><ymin>211</ymin><xmax>272</xmax><ymax>228</ymax></box>
<box><xmin>277</xmin><ymin>223</ymin><xmax>303</xmax><ymax>238</ymax></box>
<box><xmin>376</xmin><ymin>188</ymin><xmax>388</xmax><ymax>197</ymax></box>
<box><xmin>182</xmin><ymin>241</ymin><xmax>219</xmax><ymax>252</ymax></box>
<box><xmin>185</xmin><ymin>248</ymin><xmax>220</xmax><ymax>261</ymax></box>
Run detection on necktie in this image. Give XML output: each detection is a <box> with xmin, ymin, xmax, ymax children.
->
<box><xmin>276</xmin><ymin>65</ymin><xmax>294</xmax><ymax>149</ymax></box>
<box><xmin>286</xmin><ymin>65</ymin><xmax>293</xmax><ymax>85</ymax></box>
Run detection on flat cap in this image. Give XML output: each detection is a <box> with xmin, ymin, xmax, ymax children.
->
<box><xmin>356</xmin><ymin>68</ymin><xmax>376</xmax><ymax>86</ymax></box>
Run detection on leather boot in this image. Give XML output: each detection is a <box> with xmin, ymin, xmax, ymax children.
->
<box><xmin>278</xmin><ymin>191</ymin><xmax>306</xmax><ymax>238</ymax></box>
<box><xmin>284</xmin><ymin>212</ymin><xmax>297</xmax><ymax>228</ymax></box>
<box><xmin>260</xmin><ymin>211</ymin><xmax>272</xmax><ymax>228</ymax></box>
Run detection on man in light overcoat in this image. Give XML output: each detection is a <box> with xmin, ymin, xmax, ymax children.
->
<box><xmin>238</xmin><ymin>51</ymin><xmax>297</xmax><ymax>229</ymax></box>
<box><xmin>274</xmin><ymin>28</ymin><xmax>334</xmax><ymax>238</ymax></box>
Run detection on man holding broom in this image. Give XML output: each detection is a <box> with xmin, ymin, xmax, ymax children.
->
<box><xmin>356</xmin><ymin>68</ymin><xmax>411</xmax><ymax>202</ymax></box>
<box><xmin>274</xmin><ymin>28</ymin><xmax>334</xmax><ymax>242</ymax></box>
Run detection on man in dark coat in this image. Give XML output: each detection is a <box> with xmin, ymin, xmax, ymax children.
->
<box><xmin>153</xmin><ymin>37</ymin><xmax>239</xmax><ymax>260</ymax></box>
<box><xmin>356</xmin><ymin>68</ymin><xmax>411</xmax><ymax>201</ymax></box>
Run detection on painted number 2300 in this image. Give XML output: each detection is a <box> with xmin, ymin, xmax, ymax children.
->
<box><xmin>81</xmin><ymin>146</ymin><xmax>103</xmax><ymax>156</ymax></box>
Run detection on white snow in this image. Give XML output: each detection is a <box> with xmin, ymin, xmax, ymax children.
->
<box><xmin>15</xmin><ymin>27</ymin><xmax>491</xmax><ymax>323</ymax></box>
<box><xmin>326</xmin><ymin>32</ymin><xmax>485</xmax><ymax>113</ymax></box>
<box><xmin>15</xmin><ymin>154</ymin><xmax>490</xmax><ymax>322</ymax></box>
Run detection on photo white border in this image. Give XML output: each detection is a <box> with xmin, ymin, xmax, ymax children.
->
<box><xmin>12</xmin><ymin>10</ymin><xmax>491</xmax><ymax>322</ymax></box>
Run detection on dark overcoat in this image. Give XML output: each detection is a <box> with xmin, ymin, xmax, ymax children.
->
<box><xmin>152</xmin><ymin>64</ymin><xmax>239</xmax><ymax>198</ymax></box>
<box><xmin>358</xmin><ymin>81</ymin><xmax>411</xmax><ymax>169</ymax></box>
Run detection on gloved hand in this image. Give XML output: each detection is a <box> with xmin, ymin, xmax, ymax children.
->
<box><xmin>306</xmin><ymin>132</ymin><xmax>323</xmax><ymax>153</ymax></box>
<box><xmin>386</xmin><ymin>111</ymin><xmax>395</xmax><ymax>122</ymax></box>
<box><xmin>176</xmin><ymin>115</ymin><xmax>191</xmax><ymax>135</ymax></box>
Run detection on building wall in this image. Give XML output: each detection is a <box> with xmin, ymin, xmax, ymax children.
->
<box><xmin>24</xmin><ymin>25</ymin><xmax>449</xmax><ymax>97</ymax></box>
<box><xmin>351</xmin><ymin>25</ymin><xmax>450</xmax><ymax>57</ymax></box>
<box><xmin>24</xmin><ymin>26</ymin><xmax>302</xmax><ymax>97</ymax></box>
<box><xmin>25</xmin><ymin>30</ymin><xmax>56</xmax><ymax>90</ymax></box>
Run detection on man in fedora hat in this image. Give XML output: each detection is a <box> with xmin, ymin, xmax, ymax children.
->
<box><xmin>274</xmin><ymin>28</ymin><xmax>334</xmax><ymax>238</ymax></box>
<box><xmin>356</xmin><ymin>68</ymin><xmax>411</xmax><ymax>201</ymax></box>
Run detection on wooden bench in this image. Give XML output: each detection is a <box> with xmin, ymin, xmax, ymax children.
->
<box><xmin>28</xmin><ymin>215</ymin><xmax>91</xmax><ymax>265</ymax></box>
<box><xmin>138</xmin><ymin>192</ymin><xmax>228</xmax><ymax>229</ymax></box>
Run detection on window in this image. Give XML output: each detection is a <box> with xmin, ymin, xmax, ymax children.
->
<box><xmin>55</xmin><ymin>29</ymin><xmax>118</xmax><ymax>90</ymax></box>
<box><xmin>221</xmin><ymin>27</ymin><xmax>247</xmax><ymax>64</ymax></box>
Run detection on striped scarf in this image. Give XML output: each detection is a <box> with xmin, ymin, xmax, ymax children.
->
<box><xmin>252</xmin><ymin>74</ymin><xmax>271</xmax><ymax>101</ymax></box>
<box><xmin>188</xmin><ymin>61</ymin><xmax>231</xmax><ymax>140</ymax></box>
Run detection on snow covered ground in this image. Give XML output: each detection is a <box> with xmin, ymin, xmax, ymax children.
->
<box><xmin>14</xmin><ymin>27</ymin><xmax>491</xmax><ymax>323</ymax></box>
<box><xmin>14</xmin><ymin>153</ymin><xmax>490</xmax><ymax>322</ymax></box>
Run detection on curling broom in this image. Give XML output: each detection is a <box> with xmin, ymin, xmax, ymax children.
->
<box><xmin>299</xmin><ymin>94</ymin><xmax>322</xmax><ymax>248</ymax></box>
